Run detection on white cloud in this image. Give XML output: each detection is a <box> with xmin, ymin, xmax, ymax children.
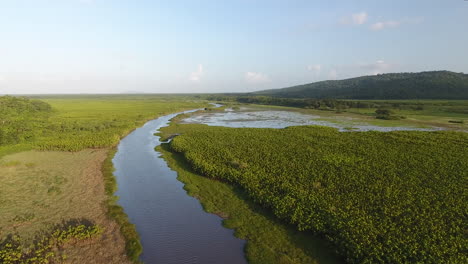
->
<box><xmin>359</xmin><ymin>60</ymin><xmax>393</xmax><ymax>75</ymax></box>
<box><xmin>341</xmin><ymin>12</ymin><xmax>368</xmax><ymax>25</ymax></box>
<box><xmin>352</xmin><ymin>12</ymin><xmax>368</xmax><ymax>25</ymax></box>
<box><xmin>189</xmin><ymin>64</ymin><xmax>204</xmax><ymax>82</ymax></box>
<box><xmin>370</xmin><ymin>20</ymin><xmax>400</xmax><ymax>31</ymax></box>
<box><xmin>307</xmin><ymin>64</ymin><xmax>322</xmax><ymax>72</ymax></box>
<box><xmin>245</xmin><ymin>72</ymin><xmax>270</xmax><ymax>84</ymax></box>
<box><xmin>369</xmin><ymin>17</ymin><xmax>423</xmax><ymax>31</ymax></box>
<box><xmin>328</xmin><ymin>69</ymin><xmax>338</xmax><ymax>79</ymax></box>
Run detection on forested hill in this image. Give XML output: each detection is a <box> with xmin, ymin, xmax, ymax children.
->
<box><xmin>253</xmin><ymin>71</ymin><xmax>468</xmax><ymax>99</ymax></box>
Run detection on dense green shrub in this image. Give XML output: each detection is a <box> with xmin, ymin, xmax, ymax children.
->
<box><xmin>375</xmin><ymin>109</ymin><xmax>405</xmax><ymax>120</ymax></box>
<box><xmin>161</xmin><ymin>124</ymin><xmax>468</xmax><ymax>263</ymax></box>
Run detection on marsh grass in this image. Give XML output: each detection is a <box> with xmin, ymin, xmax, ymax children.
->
<box><xmin>157</xmin><ymin>143</ymin><xmax>343</xmax><ymax>264</ymax></box>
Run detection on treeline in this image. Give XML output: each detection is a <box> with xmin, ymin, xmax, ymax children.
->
<box><xmin>206</xmin><ymin>95</ymin><xmax>435</xmax><ymax>112</ymax></box>
<box><xmin>253</xmin><ymin>71</ymin><xmax>468</xmax><ymax>99</ymax></box>
<box><xmin>161</xmin><ymin>124</ymin><xmax>468</xmax><ymax>263</ymax></box>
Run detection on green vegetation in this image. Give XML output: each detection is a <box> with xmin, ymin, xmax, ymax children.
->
<box><xmin>374</xmin><ymin>109</ymin><xmax>405</xmax><ymax>120</ymax></box>
<box><xmin>157</xmin><ymin>143</ymin><xmax>342</xmax><ymax>264</ymax></box>
<box><xmin>102</xmin><ymin>149</ymin><xmax>142</xmax><ymax>263</ymax></box>
<box><xmin>0</xmin><ymin>96</ymin><xmax>52</xmax><ymax>146</ymax></box>
<box><xmin>253</xmin><ymin>71</ymin><xmax>468</xmax><ymax>99</ymax></box>
<box><xmin>208</xmin><ymin>95</ymin><xmax>467</xmax><ymax>115</ymax></box>
<box><xmin>0</xmin><ymin>95</ymin><xmax>207</xmax><ymax>263</ymax></box>
<box><xmin>0</xmin><ymin>95</ymin><xmax>206</xmax><ymax>153</ymax></box>
<box><xmin>0</xmin><ymin>222</ymin><xmax>102</xmax><ymax>264</ymax></box>
<box><xmin>160</xmin><ymin>123</ymin><xmax>468</xmax><ymax>263</ymax></box>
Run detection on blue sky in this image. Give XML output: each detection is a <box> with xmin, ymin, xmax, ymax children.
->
<box><xmin>0</xmin><ymin>0</ymin><xmax>467</xmax><ymax>94</ymax></box>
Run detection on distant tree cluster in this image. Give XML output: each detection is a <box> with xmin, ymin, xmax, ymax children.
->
<box><xmin>0</xmin><ymin>96</ymin><xmax>52</xmax><ymax>145</ymax></box>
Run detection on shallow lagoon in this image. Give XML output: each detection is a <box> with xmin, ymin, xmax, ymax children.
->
<box><xmin>182</xmin><ymin>108</ymin><xmax>444</xmax><ymax>132</ymax></box>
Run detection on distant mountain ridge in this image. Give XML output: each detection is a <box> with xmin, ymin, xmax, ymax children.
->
<box><xmin>253</xmin><ymin>71</ymin><xmax>468</xmax><ymax>99</ymax></box>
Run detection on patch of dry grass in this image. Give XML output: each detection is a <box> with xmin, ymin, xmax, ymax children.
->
<box><xmin>0</xmin><ymin>149</ymin><xmax>130</xmax><ymax>264</ymax></box>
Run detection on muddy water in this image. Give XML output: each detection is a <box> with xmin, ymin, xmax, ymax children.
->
<box><xmin>113</xmin><ymin>110</ymin><xmax>247</xmax><ymax>264</ymax></box>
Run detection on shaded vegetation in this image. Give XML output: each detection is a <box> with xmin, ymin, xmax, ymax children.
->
<box><xmin>160</xmin><ymin>123</ymin><xmax>468</xmax><ymax>263</ymax></box>
<box><xmin>374</xmin><ymin>109</ymin><xmax>405</xmax><ymax>120</ymax></box>
<box><xmin>253</xmin><ymin>71</ymin><xmax>468</xmax><ymax>99</ymax></box>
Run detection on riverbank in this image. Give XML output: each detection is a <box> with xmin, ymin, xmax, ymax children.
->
<box><xmin>156</xmin><ymin>141</ymin><xmax>343</xmax><ymax>264</ymax></box>
<box><xmin>0</xmin><ymin>149</ymin><xmax>131</xmax><ymax>263</ymax></box>
<box><xmin>0</xmin><ymin>95</ymin><xmax>210</xmax><ymax>263</ymax></box>
<box><xmin>113</xmin><ymin>108</ymin><xmax>247</xmax><ymax>264</ymax></box>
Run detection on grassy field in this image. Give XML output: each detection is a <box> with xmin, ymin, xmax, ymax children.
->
<box><xmin>1</xmin><ymin>95</ymin><xmax>466</xmax><ymax>263</ymax></box>
<box><xmin>159</xmin><ymin>119</ymin><xmax>467</xmax><ymax>263</ymax></box>
<box><xmin>0</xmin><ymin>150</ymin><xmax>129</xmax><ymax>264</ymax></box>
<box><xmin>0</xmin><ymin>95</ymin><xmax>208</xmax><ymax>263</ymax></box>
<box><xmin>0</xmin><ymin>95</ymin><xmax>207</xmax><ymax>153</ymax></box>
<box><xmin>343</xmin><ymin>100</ymin><xmax>468</xmax><ymax>128</ymax></box>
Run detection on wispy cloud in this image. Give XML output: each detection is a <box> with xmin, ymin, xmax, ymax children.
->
<box><xmin>370</xmin><ymin>17</ymin><xmax>424</xmax><ymax>31</ymax></box>
<box><xmin>359</xmin><ymin>60</ymin><xmax>393</xmax><ymax>75</ymax></box>
<box><xmin>307</xmin><ymin>64</ymin><xmax>322</xmax><ymax>72</ymax></box>
<box><xmin>370</xmin><ymin>21</ymin><xmax>400</xmax><ymax>31</ymax></box>
<box><xmin>189</xmin><ymin>64</ymin><xmax>204</xmax><ymax>82</ymax></box>
<box><xmin>341</xmin><ymin>12</ymin><xmax>368</xmax><ymax>25</ymax></box>
<box><xmin>245</xmin><ymin>72</ymin><xmax>270</xmax><ymax>84</ymax></box>
<box><xmin>328</xmin><ymin>69</ymin><xmax>338</xmax><ymax>79</ymax></box>
<box><xmin>311</xmin><ymin>60</ymin><xmax>395</xmax><ymax>81</ymax></box>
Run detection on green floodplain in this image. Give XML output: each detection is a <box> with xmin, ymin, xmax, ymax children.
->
<box><xmin>0</xmin><ymin>95</ymin><xmax>208</xmax><ymax>263</ymax></box>
<box><xmin>1</xmin><ymin>94</ymin><xmax>468</xmax><ymax>263</ymax></box>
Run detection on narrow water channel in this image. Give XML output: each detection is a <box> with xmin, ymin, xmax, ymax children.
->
<box><xmin>113</xmin><ymin>109</ymin><xmax>247</xmax><ymax>264</ymax></box>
